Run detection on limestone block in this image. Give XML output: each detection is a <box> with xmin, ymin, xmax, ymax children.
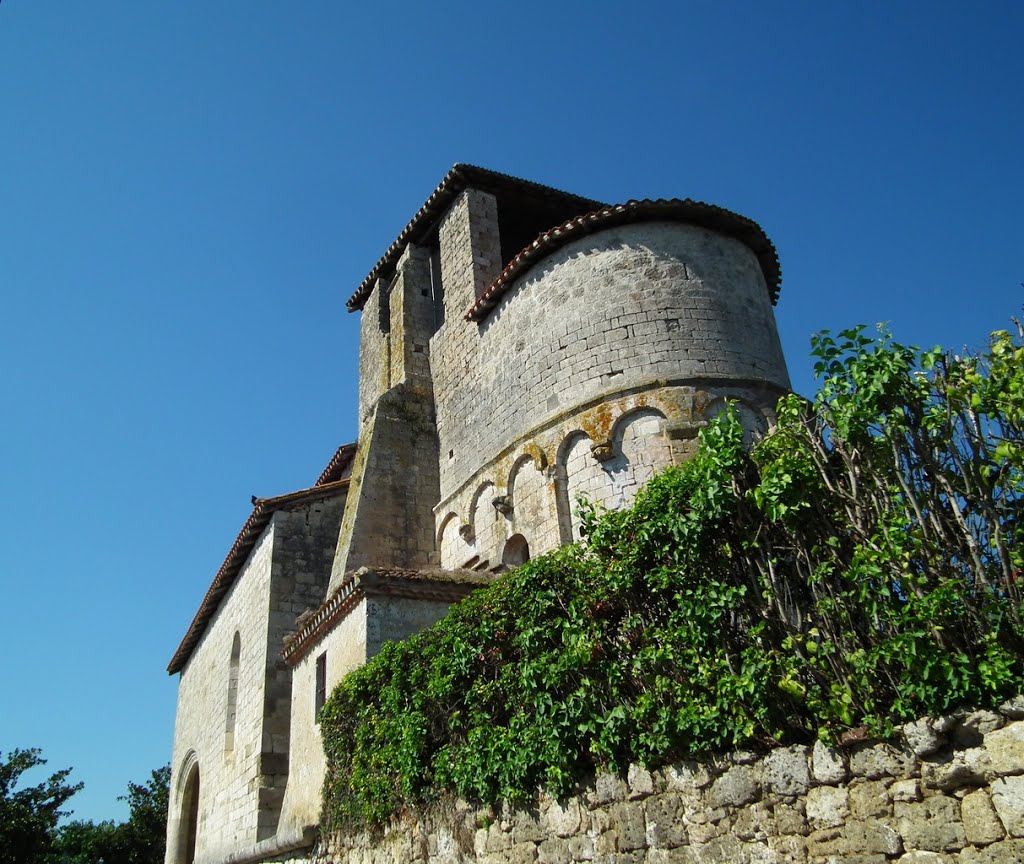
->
<box><xmin>892</xmin><ymin>780</ymin><xmax>923</xmax><ymax>803</ymax></box>
<box><xmin>922</xmin><ymin>749</ymin><xmax>994</xmax><ymax>790</ymax></box>
<box><xmin>954</xmin><ymin>712</ymin><xmax>1005</xmax><ymax>748</ymax></box>
<box><xmin>844</xmin><ymin>819</ymin><xmax>903</xmax><ymax>856</ymax></box>
<box><xmin>546</xmin><ymin>798</ymin><xmax>585</xmax><ymax>838</ymax></box>
<box><xmin>594</xmin><ymin>772</ymin><xmax>630</xmax><ymax>805</ymax></box>
<box><xmin>895</xmin><ymin>796</ymin><xmax>966</xmax><ymax>852</ymax></box>
<box><xmin>990</xmin><ymin>776</ymin><xmax>1024</xmax><ymax>838</ymax></box>
<box><xmin>903</xmin><ymin>718</ymin><xmax>948</xmax><ymax>757</ymax></box>
<box><xmin>610</xmin><ymin>802</ymin><xmax>648</xmax><ymax>852</ymax></box>
<box><xmin>696</xmin><ymin>834</ymin><xmax>748</xmax><ymax>864</ymax></box>
<box><xmin>806</xmin><ymin>825</ymin><xmax>844</xmax><ymax>857</ymax></box>
<box><xmin>486</xmin><ymin>822</ymin><xmax>514</xmax><ymax>853</ymax></box>
<box><xmin>732</xmin><ymin>801</ymin><xmax>773</xmax><ymax>842</ymax></box>
<box><xmin>513</xmin><ymin>811</ymin><xmax>548</xmax><ymax>844</ymax></box>
<box><xmin>663</xmin><ymin>761</ymin><xmax>713</xmax><ymax>792</ymax></box>
<box><xmin>849</xmin><ymin>742</ymin><xmax>918</xmax><ymax>780</ymax></box>
<box><xmin>895</xmin><ymin>853</ymin><xmax>954</xmax><ymax>863</ymax></box>
<box><xmin>998</xmin><ymin>696</ymin><xmax>1024</xmax><ymax>720</ymax></box>
<box><xmin>644</xmin><ymin>794</ymin><xmax>688</xmax><ymax>849</ymax></box>
<box><xmin>567</xmin><ymin>833</ymin><xmax>595</xmax><ymax>861</ymax></box>
<box><xmin>763</xmin><ymin>746</ymin><xmax>812</xmax><ymax>797</ymax></box>
<box><xmin>538</xmin><ymin>837</ymin><xmax>572</xmax><ymax>864</ymax></box>
<box><xmin>983</xmin><ymin>723</ymin><xmax>1024</xmax><ymax>776</ymax></box>
<box><xmin>481</xmin><ymin>842</ymin><xmax>539</xmax><ymax>864</ymax></box>
<box><xmin>709</xmin><ymin>765</ymin><xmax>758</xmax><ymax>808</ymax></box>
<box><xmin>628</xmin><ymin>765</ymin><xmax>655</xmax><ymax>799</ymax></box>
<box><xmin>957</xmin><ymin>838</ymin><xmax>1024</xmax><ymax>863</ymax></box>
<box><xmin>811</xmin><ymin>741</ymin><xmax>847</xmax><ymax>785</ymax></box>
<box><xmin>961</xmin><ymin>789</ymin><xmax>1006</xmax><ymax>846</ymax></box>
<box><xmin>765</xmin><ymin>833</ymin><xmax>806</xmax><ymax>864</ymax></box>
<box><xmin>806</xmin><ymin>786</ymin><xmax>850</xmax><ymax>829</ymax></box>
<box><xmin>644</xmin><ymin>849</ymin><xmax>700</xmax><ymax>864</ymax></box>
<box><xmin>850</xmin><ymin>780</ymin><xmax>893</xmax><ymax>819</ymax></box>
<box><xmin>774</xmin><ymin>800</ymin><xmax>809</xmax><ymax>836</ymax></box>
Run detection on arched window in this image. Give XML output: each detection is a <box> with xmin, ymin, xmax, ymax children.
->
<box><xmin>502</xmin><ymin>534</ymin><xmax>530</xmax><ymax>568</ymax></box>
<box><xmin>179</xmin><ymin>763</ymin><xmax>200</xmax><ymax>864</ymax></box>
<box><xmin>225</xmin><ymin>632</ymin><xmax>240</xmax><ymax>753</ymax></box>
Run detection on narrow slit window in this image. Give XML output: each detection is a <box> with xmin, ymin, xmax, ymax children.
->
<box><xmin>315</xmin><ymin>652</ymin><xmax>327</xmax><ymax>717</ymax></box>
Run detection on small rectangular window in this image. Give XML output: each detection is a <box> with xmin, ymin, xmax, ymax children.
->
<box><xmin>315</xmin><ymin>652</ymin><xmax>327</xmax><ymax>718</ymax></box>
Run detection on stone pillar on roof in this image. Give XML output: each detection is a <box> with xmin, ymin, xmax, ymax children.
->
<box><xmin>327</xmin><ymin>243</ymin><xmax>441</xmax><ymax>588</ymax></box>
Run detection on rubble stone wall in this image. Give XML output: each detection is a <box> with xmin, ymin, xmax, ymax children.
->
<box><xmin>314</xmin><ymin>699</ymin><xmax>1024</xmax><ymax>864</ymax></box>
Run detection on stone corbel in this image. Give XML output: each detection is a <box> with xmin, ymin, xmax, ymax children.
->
<box><xmin>665</xmin><ymin>419</ymin><xmax>706</xmax><ymax>441</ymax></box>
<box><xmin>492</xmin><ymin>495</ymin><xmax>513</xmax><ymax>516</ymax></box>
<box><xmin>590</xmin><ymin>441</ymin><xmax>615</xmax><ymax>462</ymax></box>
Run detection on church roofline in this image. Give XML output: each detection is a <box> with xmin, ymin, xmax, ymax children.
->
<box><xmin>166</xmin><ymin>476</ymin><xmax>352</xmax><ymax>675</ymax></box>
<box><xmin>345</xmin><ymin>164</ymin><xmax>605</xmax><ymax>313</ymax></box>
<box><xmin>465</xmin><ymin>198</ymin><xmax>782</xmax><ymax>321</ymax></box>
<box><xmin>314</xmin><ymin>442</ymin><xmax>357</xmax><ymax>487</ymax></box>
<box><xmin>281</xmin><ymin>566</ymin><xmax>491</xmax><ymax>666</ymax></box>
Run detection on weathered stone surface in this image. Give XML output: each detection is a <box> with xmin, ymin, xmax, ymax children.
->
<box><xmin>961</xmin><ymin>789</ymin><xmax>1005</xmax><ymax>846</ymax></box>
<box><xmin>595</xmin><ymin>773</ymin><xmax>630</xmax><ymax>806</ymax></box>
<box><xmin>812</xmin><ymin>740</ymin><xmax>847</xmax><ymax>785</ymax></box>
<box><xmin>896</xmin><ymin>796</ymin><xmax>966</xmax><ymax>851</ymax></box>
<box><xmin>696</xmin><ymin>834</ymin><xmax>748</xmax><ymax>864</ymax></box>
<box><xmin>904</xmin><ymin>718</ymin><xmax>948</xmax><ymax>757</ymax></box>
<box><xmin>644</xmin><ymin>795</ymin><xmax>687</xmax><ymax>849</ymax></box>
<box><xmin>481</xmin><ymin>841</ymin><xmax>538</xmax><ymax>864</ymax></box>
<box><xmin>537</xmin><ymin>838</ymin><xmax>572</xmax><ymax>864</ymax></box>
<box><xmin>774</xmin><ymin>800</ymin><xmax>809</xmax><ymax>836</ymax></box>
<box><xmin>998</xmin><ymin>696</ymin><xmax>1024</xmax><ymax>720</ymax></box>
<box><xmin>892</xmin><ymin>779</ymin><xmax>923</xmax><ymax>803</ymax></box>
<box><xmin>923</xmin><ymin>749</ymin><xmax>994</xmax><ymax>790</ymax></box>
<box><xmin>567</xmin><ymin>834</ymin><xmax>595</xmax><ymax>861</ymax></box>
<box><xmin>546</xmin><ymin>798</ymin><xmax>585</xmax><ymax>838</ymax></box>
<box><xmin>844</xmin><ymin>819</ymin><xmax>904</xmax><ymax>856</ymax></box>
<box><xmin>850</xmin><ymin>742</ymin><xmax>918</xmax><ymax>780</ymax></box>
<box><xmin>739</xmin><ymin>801</ymin><xmax>777</xmax><ymax>843</ymax></box>
<box><xmin>990</xmin><ymin>776</ymin><xmax>1024</xmax><ymax>838</ymax></box>
<box><xmin>609</xmin><ymin>803</ymin><xmax>648</xmax><ymax>852</ymax></box>
<box><xmin>709</xmin><ymin>765</ymin><xmax>758</xmax><ymax>808</ymax></box>
<box><xmin>628</xmin><ymin>765</ymin><xmax>655</xmax><ymax>800</ymax></box>
<box><xmin>895</xmin><ymin>852</ymin><xmax>953</xmax><ymax>863</ymax></box>
<box><xmin>664</xmin><ymin>762</ymin><xmax>712</xmax><ymax>792</ymax></box>
<box><xmin>850</xmin><ymin>780</ymin><xmax>893</xmax><ymax>819</ymax></box>
<box><xmin>763</xmin><ymin>746</ymin><xmax>811</xmax><ymax>797</ymax></box>
<box><xmin>957</xmin><ymin>838</ymin><xmax>1024</xmax><ymax>863</ymax></box>
<box><xmin>806</xmin><ymin>785</ymin><xmax>850</xmax><ymax>829</ymax></box>
<box><xmin>765</xmin><ymin>833</ymin><xmax>806</xmax><ymax>863</ymax></box>
<box><xmin>643</xmin><ymin>849</ymin><xmax>699</xmax><ymax>864</ymax></box>
<box><xmin>512</xmin><ymin>812</ymin><xmax>547</xmax><ymax>845</ymax></box>
<box><xmin>954</xmin><ymin>712</ymin><xmax>1005</xmax><ymax>748</ymax></box>
<box><xmin>984</xmin><ymin>723</ymin><xmax>1024</xmax><ymax>776</ymax></box>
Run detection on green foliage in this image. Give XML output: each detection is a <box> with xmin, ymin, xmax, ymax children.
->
<box><xmin>320</xmin><ymin>324</ymin><xmax>1024</xmax><ymax>833</ymax></box>
<box><xmin>55</xmin><ymin>765</ymin><xmax>170</xmax><ymax>864</ymax></box>
<box><xmin>0</xmin><ymin>748</ymin><xmax>82</xmax><ymax>864</ymax></box>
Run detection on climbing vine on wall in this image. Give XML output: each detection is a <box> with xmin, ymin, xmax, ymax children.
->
<box><xmin>319</xmin><ymin>324</ymin><xmax>1024</xmax><ymax>831</ymax></box>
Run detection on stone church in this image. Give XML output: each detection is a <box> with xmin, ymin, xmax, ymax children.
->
<box><xmin>163</xmin><ymin>165</ymin><xmax>791</xmax><ymax>864</ymax></box>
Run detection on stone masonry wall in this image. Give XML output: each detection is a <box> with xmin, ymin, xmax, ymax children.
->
<box><xmin>166</xmin><ymin>494</ymin><xmax>345</xmax><ymax>864</ymax></box>
<box><xmin>430</xmin><ymin>218</ymin><xmax>790</xmax><ymax>506</ymax></box>
<box><xmin>167</xmin><ymin>527</ymin><xmax>277</xmax><ymax>864</ymax></box>
<box><xmin>313</xmin><ymin>698</ymin><xmax>1024</xmax><ymax>864</ymax></box>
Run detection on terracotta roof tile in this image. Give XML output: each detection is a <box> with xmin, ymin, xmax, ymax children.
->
<box><xmin>314</xmin><ymin>442</ymin><xmax>356</xmax><ymax>486</ymax></box>
<box><xmin>345</xmin><ymin>164</ymin><xmax>604</xmax><ymax>312</ymax></box>
<box><xmin>166</xmin><ymin>477</ymin><xmax>350</xmax><ymax>674</ymax></box>
<box><xmin>281</xmin><ymin>566</ymin><xmax>490</xmax><ymax>666</ymax></box>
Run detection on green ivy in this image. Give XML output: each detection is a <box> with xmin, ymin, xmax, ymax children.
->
<box><xmin>319</xmin><ymin>324</ymin><xmax>1024</xmax><ymax>832</ymax></box>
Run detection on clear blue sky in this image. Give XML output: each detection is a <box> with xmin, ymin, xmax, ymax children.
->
<box><xmin>1</xmin><ymin>2</ymin><xmax>1020</xmax><ymax>824</ymax></box>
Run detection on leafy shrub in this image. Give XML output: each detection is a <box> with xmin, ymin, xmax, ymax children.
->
<box><xmin>319</xmin><ymin>325</ymin><xmax>1024</xmax><ymax>831</ymax></box>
